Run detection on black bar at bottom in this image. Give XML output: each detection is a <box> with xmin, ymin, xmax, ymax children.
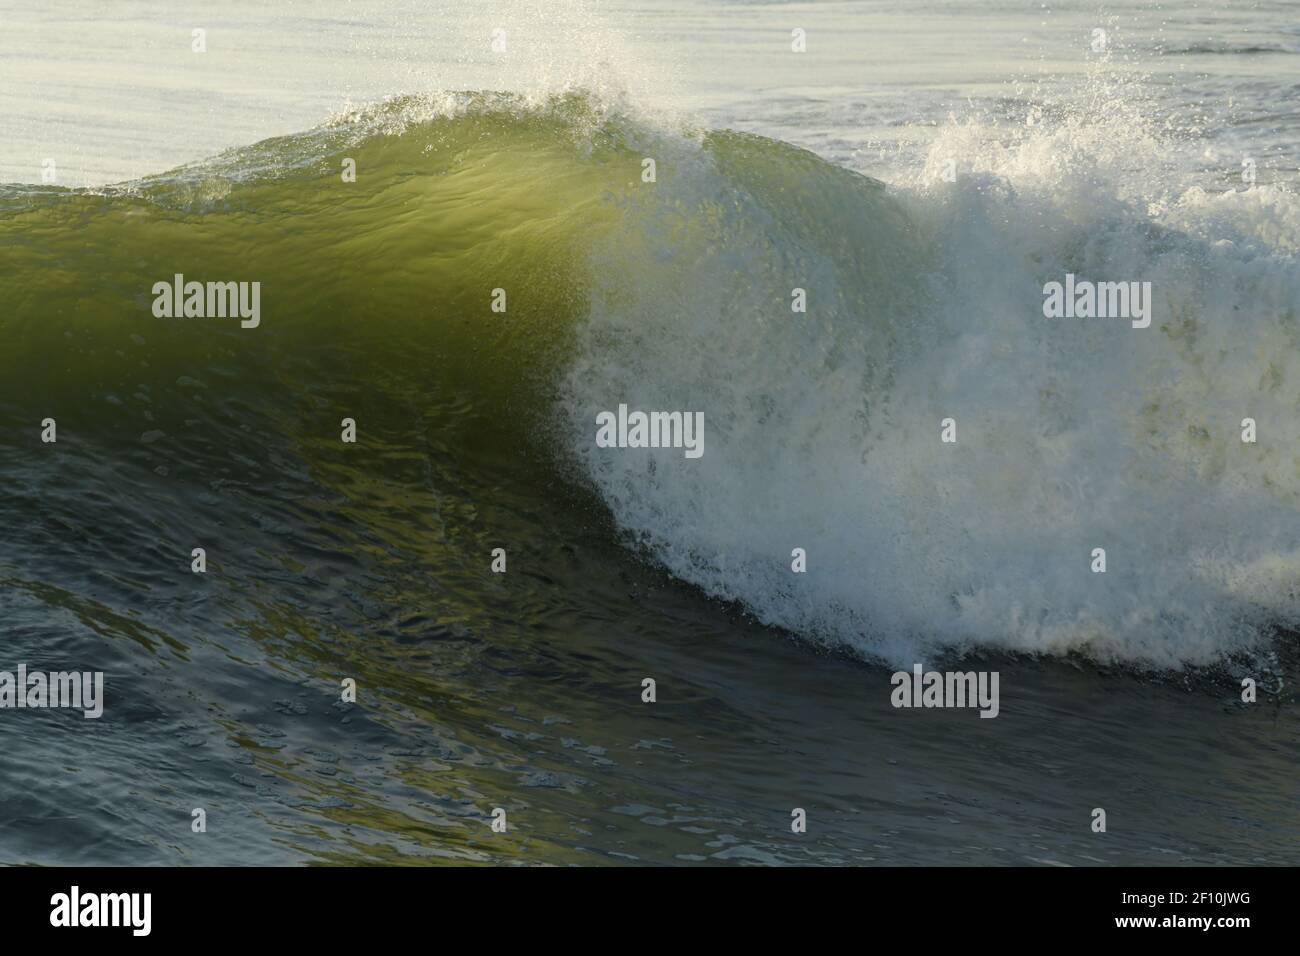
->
<box><xmin>0</xmin><ymin>865</ymin><xmax>1282</xmax><ymax>941</ymax></box>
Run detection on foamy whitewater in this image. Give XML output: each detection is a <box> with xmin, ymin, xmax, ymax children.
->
<box><xmin>563</xmin><ymin>62</ymin><xmax>1300</xmax><ymax>670</ymax></box>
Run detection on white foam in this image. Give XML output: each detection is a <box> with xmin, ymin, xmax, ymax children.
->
<box><xmin>563</xmin><ymin>73</ymin><xmax>1300</xmax><ymax>669</ymax></box>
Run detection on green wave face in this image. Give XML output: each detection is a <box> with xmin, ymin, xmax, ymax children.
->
<box><xmin>1</xmin><ymin>94</ymin><xmax>632</xmax><ymax>453</ymax></box>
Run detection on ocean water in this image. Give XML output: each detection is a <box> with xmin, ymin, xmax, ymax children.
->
<box><xmin>0</xmin><ymin>0</ymin><xmax>1297</xmax><ymax>866</ymax></box>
